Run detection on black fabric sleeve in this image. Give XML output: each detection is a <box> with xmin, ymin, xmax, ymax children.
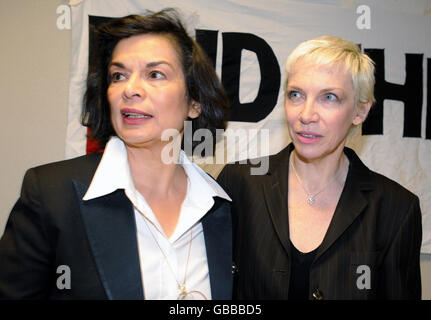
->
<box><xmin>0</xmin><ymin>169</ymin><xmax>54</xmax><ymax>299</ymax></box>
<box><xmin>379</xmin><ymin>196</ymin><xmax>422</xmax><ymax>299</ymax></box>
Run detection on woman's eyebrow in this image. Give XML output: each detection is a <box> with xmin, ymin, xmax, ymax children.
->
<box><xmin>286</xmin><ymin>85</ymin><xmax>302</xmax><ymax>91</ymax></box>
<box><xmin>146</xmin><ymin>60</ymin><xmax>173</xmax><ymax>69</ymax></box>
<box><xmin>108</xmin><ymin>61</ymin><xmax>125</xmax><ymax>69</ymax></box>
<box><xmin>286</xmin><ymin>85</ymin><xmax>344</xmax><ymax>94</ymax></box>
<box><xmin>317</xmin><ymin>87</ymin><xmax>344</xmax><ymax>94</ymax></box>
<box><xmin>109</xmin><ymin>60</ymin><xmax>173</xmax><ymax>69</ymax></box>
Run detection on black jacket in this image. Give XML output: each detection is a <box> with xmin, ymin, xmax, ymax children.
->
<box><xmin>217</xmin><ymin>144</ymin><xmax>422</xmax><ymax>300</ymax></box>
<box><xmin>0</xmin><ymin>153</ymin><xmax>232</xmax><ymax>299</ymax></box>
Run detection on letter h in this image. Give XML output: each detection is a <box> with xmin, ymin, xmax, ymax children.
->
<box><xmin>363</xmin><ymin>49</ymin><xmax>423</xmax><ymax>138</ymax></box>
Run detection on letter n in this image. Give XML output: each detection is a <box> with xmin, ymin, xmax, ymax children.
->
<box><xmin>196</xmin><ymin>29</ymin><xmax>219</xmax><ymax>68</ymax></box>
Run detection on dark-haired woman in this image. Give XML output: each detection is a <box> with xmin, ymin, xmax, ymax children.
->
<box><xmin>0</xmin><ymin>9</ymin><xmax>231</xmax><ymax>300</ymax></box>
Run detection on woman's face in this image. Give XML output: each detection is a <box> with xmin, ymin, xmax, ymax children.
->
<box><xmin>107</xmin><ymin>33</ymin><xmax>200</xmax><ymax>149</ymax></box>
<box><xmin>284</xmin><ymin>58</ymin><xmax>369</xmax><ymax>162</ymax></box>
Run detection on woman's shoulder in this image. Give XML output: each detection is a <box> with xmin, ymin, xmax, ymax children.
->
<box><xmin>217</xmin><ymin>147</ymin><xmax>291</xmax><ymax>198</ymax></box>
<box><xmin>30</xmin><ymin>152</ymin><xmax>101</xmax><ymax>173</ymax></box>
<box><xmin>346</xmin><ymin>147</ymin><xmax>419</xmax><ymax>204</ymax></box>
<box><xmin>368</xmin><ymin>168</ymin><xmax>418</xmax><ymax>203</ymax></box>
<box><xmin>24</xmin><ymin>153</ymin><xmax>103</xmax><ymax>188</ymax></box>
<box><xmin>220</xmin><ymin>146</ymin><xmax>291</xmax><ymax>180</ymax></box>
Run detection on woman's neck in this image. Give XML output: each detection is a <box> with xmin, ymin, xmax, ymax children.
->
<box><xmin>291</xmin><ymin>144</ymin><xmax>349</xmax><ymax>194</ymax></box>
<box><xmin>125</xmin><ymin>143</ymin><xmax>185</xmax><ymax>197</ymax></box>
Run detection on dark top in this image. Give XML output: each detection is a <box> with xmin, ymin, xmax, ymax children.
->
<box><xmin>288</xmin><ymin>240</ymin><xmax>319</xmax><ymax>300</ymax></box>
<box><xmin>217</xmin><ymin>144</ymin><xmax>422</xmax><ymax>299</ymax></box>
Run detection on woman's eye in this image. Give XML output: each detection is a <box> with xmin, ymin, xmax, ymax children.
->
<box><xmin>323</xmin><ymin>93</ymin><xmax>338</xmax><ymax>101</ymax></box>
<box><xmin>110</xmin><ymin>72</ymin><xmax>125</xmax><ymax>82</ymax></box>
<box><xmin>149</xmin><ymin>70</ymin><xmax>165</xmax><ymax>80</ymax></box>
<box><xmin>288</xmin><ymin>90</ymin><xmax>303</xmax><ymax>101</ymax></box>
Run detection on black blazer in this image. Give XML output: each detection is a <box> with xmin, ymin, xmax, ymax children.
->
<box><xmin>0</xmin><ymin>153</ymin><xmax>232</xmax><ymax>299</ymax></box>
<box><xmin>217</xmin><ymin>144</ymin><xmax>422</xmax><ymax>300</ymax></box>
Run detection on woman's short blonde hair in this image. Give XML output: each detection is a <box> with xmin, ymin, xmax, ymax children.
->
<box><xmin>284</xmin><ymin>35</ymin><xmax>376</xmax><ymax>108</ymax></box>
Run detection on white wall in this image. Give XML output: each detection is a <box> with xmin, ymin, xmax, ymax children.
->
<box><xmin>0</xmin><ymin>0</ymin><xmax>70</xmax><ymax>226</ymax></box>
<box><xmin>0</xmin><ymin>0</ymin><xmax>430</xmax><ymax>299</ymax></box>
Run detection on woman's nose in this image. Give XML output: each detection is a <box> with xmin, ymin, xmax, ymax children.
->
<box><xmin>123</xmin><ymin>74</ymin><xmax>144</xmax><ymax>100</ymax></box>
<box><xmin>299</xmin><ymin>99</ymin><xmax>319</xmax><ymax>124</ymax></box>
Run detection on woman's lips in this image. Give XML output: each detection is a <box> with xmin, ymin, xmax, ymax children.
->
<box><xmin>296</xmin><ymin>131</ymin><xmax>323</xmax><ymax>144</ymax></box>
<box><xmin>121</xmin><ymin>108</ymin><xmax>153</xmax><ymax>124</ymax></box>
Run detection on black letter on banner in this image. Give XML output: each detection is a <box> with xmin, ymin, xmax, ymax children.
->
<box><xmin>427</xmin><ymin>58</ymin><xmax>431</xmax><ymax>140</ymax></box>
<box><xmin>363</xmin><ymin>49</ymin><xmax>423</xmax><ymax>137</ymax></box>
<box><xmin>222</xmin><ymin>33</ymin><xmax>280</xmax><ymax>122</ymax></box>
<box><xmin>196</xmin><ymin>29</ymin><xmax>218</xmax><ymax>68</ymax></box>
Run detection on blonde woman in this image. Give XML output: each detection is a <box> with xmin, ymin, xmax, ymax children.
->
<box><xmin>218</xmin><ymin>36</ymin><xmax>422</xmax><ymax>300</ymax></box>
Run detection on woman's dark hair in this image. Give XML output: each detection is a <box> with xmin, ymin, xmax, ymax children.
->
<box><xmin>82</xmin><ymin>8</ymin><xmax>229</xmax><ymax>151</ymax></box>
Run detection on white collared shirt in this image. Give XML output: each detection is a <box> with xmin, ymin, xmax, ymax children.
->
<box><xmin>83</xmin><ymin>136</ymin><xmax>231</xmax><ymax>300</ymax></box>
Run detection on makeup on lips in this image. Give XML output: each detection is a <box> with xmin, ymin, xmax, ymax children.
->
<box><xmin>121</xmin><ymin>108</ymin><xmax>153</xmax><ymax>124</ymax></box>
<box><xmin>296</xmin><ymin>131</ymin><xmax>323</xmax><ymax>144</ymax></box>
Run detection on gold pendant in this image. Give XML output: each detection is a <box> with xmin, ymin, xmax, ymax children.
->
<box><xmin>177</xmin><ymin>286</ymin><xmax>208</xmax><ymax>300</ymax></box>
<box><xmin>177</xmin><ymin>285</ymin><xmax>188</xmax><ymax>300</ymax></box>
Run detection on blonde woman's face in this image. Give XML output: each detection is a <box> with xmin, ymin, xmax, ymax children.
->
<box><xmin>284</xmin><ymin>59</ymin><xmax>368</xmax><ymax>161</ymax></box>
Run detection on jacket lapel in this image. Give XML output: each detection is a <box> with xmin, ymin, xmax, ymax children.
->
<box><xmin>73</xmin><ymin>181</ymin><xmax>144</xmax><ymax>300</ymax></box>
<box><xmin>202</xmin><ymin>198</ymin><xmax>232</xmax><ymax>300</ymax></box>
<box><xmin>261</xmin><ymin>144</ymin><xmax>374</xmax><ymax>262</ymax></box>
<box><xmin>262</xmin><ymin>145</ymin><xmax>293</xmax><ymax>257</ymax></box>
<box><xmin>315</xmin><ymin>147</ymin><xmax>374</xmax><ymax>260</ymax></box>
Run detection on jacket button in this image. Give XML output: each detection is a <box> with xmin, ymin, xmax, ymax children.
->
<box><xmin>232</xmin><ymin>263</ymin><xmax>238</xmax><ymax>275</ymax></box>
<box><xmin>312</xmin><ymin>289</ymin><xmax>323</xmax><ymax>300</ymax></box>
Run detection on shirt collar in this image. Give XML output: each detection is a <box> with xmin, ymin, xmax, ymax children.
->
<box><xmin>83</xmin><ymin>136</ymin><xmax>231</xmax><ymax>203</ymax></box>
<box><xmin>179</xmin><ymin>151</ymin><xmax>231</xmax><ymax>205</ymax></box>
<box><xmin>83</xmin><ymin>136</ymin><xmax>133</xmax><ymax>201</ymax></box>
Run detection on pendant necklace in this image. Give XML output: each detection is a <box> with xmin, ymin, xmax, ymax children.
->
<box><xmin>290</xmin><ymin>153</ymin><xmax>341</xmax><ymax>206</ymax></box>
<box><xmin>142</xmin><ymin>217</ymin><xmax>207</xmax><ymax>300</ymax></box>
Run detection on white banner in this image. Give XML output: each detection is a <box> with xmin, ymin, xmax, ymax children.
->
<box><xmin>65</xmin><ymin>0</ymin><xmax>431</xmax><ymax>253</ymax></box>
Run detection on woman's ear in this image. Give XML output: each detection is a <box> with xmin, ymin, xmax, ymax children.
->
<box><xmin>188</xmin><ymin>101</ymin><xmax>202</xmax><ymax>119</ymax></box>
<box><xmin>352</xmin><ymin>101</ymin><xmax>372</xmax><ymax>126</ymax></box>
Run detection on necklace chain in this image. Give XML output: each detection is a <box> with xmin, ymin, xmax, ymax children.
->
<box><xmin>142</xmin><ymin>216</ymin><xmax>207</xmax><ymax>300</ymax></box>
<box><xmin>290</xmin><ymin>153</ymin><xmax>341</xmax><ymax>205</ymax></box>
